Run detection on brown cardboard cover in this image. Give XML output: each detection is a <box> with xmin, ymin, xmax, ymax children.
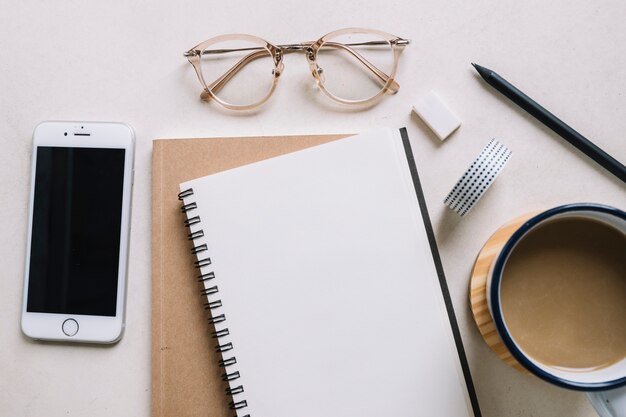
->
<box><xmin>151</xmin><ymin>134</ymin><xmax>348</xmax><ymax>417</ymax></box>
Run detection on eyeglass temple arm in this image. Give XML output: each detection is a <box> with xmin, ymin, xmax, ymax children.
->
<box><xmin>203</xmin><ymin>49</ymin><xmax>270</xmax><ymax>97</ymax></box>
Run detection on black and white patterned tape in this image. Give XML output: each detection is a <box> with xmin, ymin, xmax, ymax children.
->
<box><xmin>444</xmin><ymin>139</ymin><xmax>512</xmax><ymax>216</ymax></box>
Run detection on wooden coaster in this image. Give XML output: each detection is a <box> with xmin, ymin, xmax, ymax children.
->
<box><xmin>469</xmin><ymin>211</ymin><xmax>541</xmax><ymax>373</ymax></box>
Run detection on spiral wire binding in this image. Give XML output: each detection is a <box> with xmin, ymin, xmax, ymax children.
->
<box><xmin>178</xmin><ymin>188</ymin><xmax>250</xmax><ymax>417</ymax></box>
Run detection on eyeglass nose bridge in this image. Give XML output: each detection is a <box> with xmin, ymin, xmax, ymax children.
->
<box><xmin>272</xmin><ymin>61</ymin><xmax>285</xmax><ymax>77</ymax></box>
<box><xmin>304</xmin><ymin>46</ymin><xmax>326</xmax><ymax>85</ymax></box>
<box><xmin>305</xmin><ymin>46</ymin><xmax>316</xmax><ymax>62</ymax></box>
<box><xmin>272</xmin><ymin>47</ymin><xmax>285</xmax><ymax>77</ymax></box>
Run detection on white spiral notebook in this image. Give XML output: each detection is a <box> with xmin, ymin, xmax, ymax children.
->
<box><xmin>178</xmin><ymin>128</ymin><xmax>481</xmax><ymax>417</ymax></box>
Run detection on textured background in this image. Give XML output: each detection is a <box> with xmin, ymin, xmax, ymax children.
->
<box><xmin>1</xmin><ymin>0</ymin><xmax>625</xmax><ymax>416</ymax></box>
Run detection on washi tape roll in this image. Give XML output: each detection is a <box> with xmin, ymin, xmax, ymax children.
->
<box><xmin>444</xmin><ymin>139</ymin><xmax>512</xmax><ymax>216</ymax></box>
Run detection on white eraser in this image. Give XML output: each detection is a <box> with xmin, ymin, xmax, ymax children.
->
<box><xmin>412</xmin><ymin>91</ymin><xmax>461</xmax><ymax>140</ymax></box>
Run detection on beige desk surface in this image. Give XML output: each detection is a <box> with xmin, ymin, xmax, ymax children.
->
<box><xmin>1</xmin><ymin>1</ymin><xmax>625</xmax><ymax>416</ymax></box>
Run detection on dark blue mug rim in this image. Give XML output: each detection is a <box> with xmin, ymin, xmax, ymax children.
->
<box><xmin>490</xmin><ymin>203</ymin><xmax>626</xmax><ymax>391</ymax></box>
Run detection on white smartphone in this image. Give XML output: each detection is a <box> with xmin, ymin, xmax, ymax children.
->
<box><xmin>21</xmin><ymin>121</ymin><xmax>134</xmax><ymax>343</ymax></box>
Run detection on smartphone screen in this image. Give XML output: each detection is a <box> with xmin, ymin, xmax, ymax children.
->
<box><xmin>27</xmin><ymin>147</ymin><xmax>126</xmax><ymax>317</ymax></box>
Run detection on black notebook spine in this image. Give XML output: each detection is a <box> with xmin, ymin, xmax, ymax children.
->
<box><xmin>178</xmin><ymin>188</ymin><xmax>250</xmax><ymax>417</ymax></box>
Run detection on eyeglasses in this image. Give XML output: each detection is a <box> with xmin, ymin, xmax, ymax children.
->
<box><xmin>184</xmin><ymin>28</ymin><xmax>410</xmax><ymax>110</ymax></box>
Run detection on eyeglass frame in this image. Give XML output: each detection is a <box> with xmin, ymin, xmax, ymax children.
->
<box><xmin>184</xmin><ymin>28</ymin><xmax>410</xmax><ymax>110</ymax></box>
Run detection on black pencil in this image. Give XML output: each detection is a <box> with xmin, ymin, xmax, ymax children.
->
<box><xmin>472</xmin><ymin>63</ymin><xmax>626</xmax><ymax>184</ymax></box>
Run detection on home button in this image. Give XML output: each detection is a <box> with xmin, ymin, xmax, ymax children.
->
<box><xmin>62</xmin><ymin>319</ymin><xmax>79</xmax><ymax>337</ymax></box>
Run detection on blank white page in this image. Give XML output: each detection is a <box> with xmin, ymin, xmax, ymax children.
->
<box><xmin>180</xmin><ymin>128</ymin><xmax>476</xmax><ymax>417</ymax></box>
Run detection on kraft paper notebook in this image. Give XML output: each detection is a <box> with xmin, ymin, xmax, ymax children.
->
<box><xmin>152</xmin><ymin>133</ymin><xmax>347</xmax><ymax>417</ymax></box>
<box><xmin>175</xmin><ymin>128</ymin><xmax>481</xmax><ymax>417</ymax></box>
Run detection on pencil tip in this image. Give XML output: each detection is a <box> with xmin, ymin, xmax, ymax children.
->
<box><xmin>471</xmin><ymin>62</ymin><xmax>491</xmax><ymax>79</ymax></box>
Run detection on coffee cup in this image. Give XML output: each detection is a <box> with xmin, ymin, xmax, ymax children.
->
<box><xmin>485</xmin><ymin>203</ymin><xmax>626</xmax><ymax>391</ymax></box>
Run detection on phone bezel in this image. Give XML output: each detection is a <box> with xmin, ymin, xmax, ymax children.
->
<box><xmin>21</xmin><ymin>121</ymin><xmax>134</xmax><ymax>343</ymax></box>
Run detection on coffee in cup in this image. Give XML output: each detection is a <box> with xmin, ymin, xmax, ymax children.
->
<box><xmin>500</xmin><ymin>215</ymin><xmax>626</xmax><ymax>371</ymax></box>
<box><xmin>486</xmin><ymin>203</ymin><xmax>626</xmax><ymax>390</ymax></box>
